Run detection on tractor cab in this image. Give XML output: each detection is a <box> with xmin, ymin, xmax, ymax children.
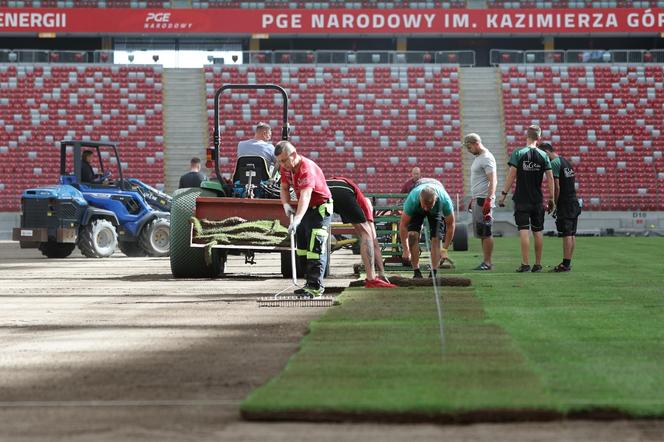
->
<box><xmin>59</xmin><ymin>140</ymin><xmax>127</xmax><ymax>191</ymax></box>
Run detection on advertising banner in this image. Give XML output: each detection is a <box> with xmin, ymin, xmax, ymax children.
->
<box><xmin>0</xmin><ymin>8</ymin><xmax>663</xmax><ymax>35</ymax></box>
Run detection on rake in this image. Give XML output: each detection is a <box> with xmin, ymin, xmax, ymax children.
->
<box><xmin>257</xmin><ymin>216</ymin><xmax>335</xmax><ymax>308</ymax></box>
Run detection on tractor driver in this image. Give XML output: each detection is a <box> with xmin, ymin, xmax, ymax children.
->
<box><xmin>237</xmin><ymin>122</ymin><xmax>277</xmax><ymax>179</ymax></box>
<box><xmin>81</xmin><ymin>150</ymin><xmax>101</xmax><ymax>184</ymax></box>
<box><xmin>81</xmin><ymin>150</ymin><xmax>111</xmax><ymax>185</ymax></box>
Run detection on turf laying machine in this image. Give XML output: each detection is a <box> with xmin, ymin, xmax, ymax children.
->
<box><xmin>169</xmin><ymin>84</ymin><xmax>329</xmax><ymax>280</ymax></box>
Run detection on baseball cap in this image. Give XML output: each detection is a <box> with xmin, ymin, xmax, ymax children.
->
<box><xmin>463</xmin><ymin>133</ymin><xmax>481</xmax><ymax>147</ymax></box>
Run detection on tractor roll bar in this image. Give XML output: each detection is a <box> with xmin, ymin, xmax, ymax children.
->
<box><xmin>213</xmin><ymin>84</ymin><xmax>289</xmax><ymax>188</ymax></box>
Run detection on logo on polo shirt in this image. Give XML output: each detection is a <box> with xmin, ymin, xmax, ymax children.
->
<box><xmin>522</xmin><ymin>161</ymin><xmax>542</xmax><ymax>172</ymax></box>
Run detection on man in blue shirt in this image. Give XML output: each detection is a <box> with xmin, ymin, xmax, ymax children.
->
<box><xmin>400</xmin><ymin>181</ymin><xmax>456</xmax><ymax>279</ymax></box>
<box><xmin>237</xmin><ymin>122</ymin><xmax>277</xmax><ymax>178</ymax></box>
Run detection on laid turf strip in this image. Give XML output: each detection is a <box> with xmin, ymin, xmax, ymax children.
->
<box><xmin>242</xmin><ymin>237</ymin><xmax>664</xmax><ymax>421</ymax></box>
<box><xmin>470</xmin><ymin>237</ymin><xmax>664</xmax><ymax>417</ymax></box>
<box><xmin>242</xmin><ymin>287</ymin><xmax>559</xmax><ymax>421</ymax></box>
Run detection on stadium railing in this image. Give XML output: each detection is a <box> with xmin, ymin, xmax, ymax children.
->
<box><xmin>491</xmin><ymin>49</ymin><xmax>664</xmax><ymax>65</ymax></box>
<box><xmin>1</xmin><ymin>49</ymin><xmax>477</xmax><ymax>66</ymax></box>
<box><xmin>4</xmin><ymin>49</ymin><xmax>662</xmax><ymax>67</ymax></box>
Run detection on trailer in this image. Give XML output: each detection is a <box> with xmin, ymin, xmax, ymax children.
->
<box><xmin>169</xmin><ymin>84</ymin><xmax>329</xmax><ymax>279</ymax></box>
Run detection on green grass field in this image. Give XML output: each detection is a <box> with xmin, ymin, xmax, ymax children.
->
<box><xmin>241</xmin><ymin>236</ymin><xmax>664</xmax><ymax>422</ymax></box>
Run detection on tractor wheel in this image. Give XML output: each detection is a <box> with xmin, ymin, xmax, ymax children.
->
<box><xmin>170</xmin><ymin>188</ymin><xmax>222</xmax><ymax>278</ymax></box>
<box><xmin>139</xmin><ymin>217</ymin><xmax>170</xmax><ymax>257</ymax></box>
<box><xmin>118</xmin><ymin>241</ymin><xmax>147</xmax><ymax>257</ymax></box>
<box><xmin>78</xmin><ymin>219</ymin><xmax>117</xmax><ymax>258</ymax></box>
<box><xmin>452</xmin><ymin>223</ymin><xmax>469</xmax><ymax>252</ymax></box>
<box><xmin>39</xmin><ymin>242</ymin><xmax>76</xmax><ymax>259</ymax></box>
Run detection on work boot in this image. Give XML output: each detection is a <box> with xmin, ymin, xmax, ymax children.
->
<box><xmin>551</xmin><ymin>262</ymin><xmax>571</xmax><ymax>272</ymax></box>
<box><xmin>515</xmin><ymin>264</ymin><xmax>531</xmax><ymax>273</ymax></box>
<box><xmin>473</xmin><ymin>262</ymin><xmax>492</xmax><ymax>271</ymax></box>
<box><xmin>365</xmin><ymin>278</ymin><xmax>397</xmax><ymax>288</ymax></box>
<box><xmin>377</xmin><ymin>274</ymin><xmax>391</xmax><ymax>284</ymax></box>
<box><xmin>303</xmin><ymin>286</ymin><xmax>324</xmax><ymax>298</ymax></box>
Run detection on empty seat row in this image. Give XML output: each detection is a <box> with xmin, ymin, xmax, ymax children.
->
<box><xmin>501</xmin><ymin>64</ymin><xmax>664</xmax><ymax>211</ymax></box>
<box><xmin>205</xmin><ymin>64</ymin><xmax>463</xmax><ymax>196</ymax></box>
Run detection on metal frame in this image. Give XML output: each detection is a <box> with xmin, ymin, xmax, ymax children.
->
<box><xmin>212</xmin><ymin>84</ymin><xmax>289</xmax><ymax>189</ymax></box>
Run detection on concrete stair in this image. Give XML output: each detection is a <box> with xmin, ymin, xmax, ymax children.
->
<box><xmin>162</xmin><ymin>68</ymin><xmax>209</xmax><ymax>193</ymax></box>
<box><xmin>459</xmin><ymin>67</ymin><xmax>507</xmax><ymax>197</ymax></box>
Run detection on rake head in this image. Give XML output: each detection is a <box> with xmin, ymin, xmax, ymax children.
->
<box><xmin>256</xmin><ymin>296</ymin><xmax>336</xmax><ymax>308</ymax></box>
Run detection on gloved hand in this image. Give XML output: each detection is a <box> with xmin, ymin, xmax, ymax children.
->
<box><xmin>440</xmin><ymin>247</ymin><xmax>449</xmax><ymax>260</ymax></box>
<box><xmin>546</xmin><ymin>199</ymin><xmax>555</xmax><ymax>214</ymax></box>
<box><xmin>288</xmin><ymin>216</ymin><xmax>301</xmax><ymax>235</ymax></box>
<box><xmin>283</xmin><ymin>203</ymin><xmax>295</xmax><ymax>217</ymax></box>
<box><xmin>482</xmin><ymin>198</ymin><xmax>492</xmax><ymax>216</ymax></box>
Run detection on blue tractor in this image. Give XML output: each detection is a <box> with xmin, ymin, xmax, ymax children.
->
<box><xmin>12</xmin><ymin>140</ymin><xmax>170</xmax><ymax>258</ymax></box>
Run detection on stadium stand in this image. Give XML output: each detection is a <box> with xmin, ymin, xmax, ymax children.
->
<box><xmin>500</xmin><ymin>64</ymin><xmax>664</xmax><ymax>211</ymax></box>
<box><xmin>0</xmin><ymin>64</ymin><xmax>164</xmax><ymax>211</ymax></box>
<box><xmin>2</xmin><ymin>58</ymin><xmax>663</xmax><ymax>212</ymax></box>
<box><xmin>204</xmin><ymin>65</ymin><xmax>463</xmax><ymax>195</ymax></box>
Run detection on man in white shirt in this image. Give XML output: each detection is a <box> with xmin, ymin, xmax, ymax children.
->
<box><xmin>236</xmin><ymin>122</ymin><xmax>276</xmax><ymax>178</ymax></box>
<box><xmin>464</xmin><ymin>133</ymin><xmax>497</xmax><ymax>271</ymax></box>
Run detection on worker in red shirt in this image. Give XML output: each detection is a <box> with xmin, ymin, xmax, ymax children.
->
<box><xmin>277</xmin><ymin>141</ymin><xmax>333</xmax><ymax>298</ymax></box>
<box><xmin>327</xmin><ymin>177</ymin><xmax>396</xmax><ymax>289</ymax></box>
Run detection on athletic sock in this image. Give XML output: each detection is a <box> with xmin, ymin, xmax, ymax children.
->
<box><xmin>563</xmin><ymin>259</ymin><xmax>571</xmax><ymax>267</ymax></box>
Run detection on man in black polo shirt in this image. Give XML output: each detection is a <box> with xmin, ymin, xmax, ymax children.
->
<box><xmin>178</xmin><ymin>157</ymin><xmax>207</xmax><ymax>189</ymax></box>
<box><xmin>540</xmin><ymin>142</ymin><xmax>581</xmax><ymax>272</ymax></box>
<box><xmin>498</xmin><ymin>125</ymin><xmax>555</xmax><ymax>273</ymax></box>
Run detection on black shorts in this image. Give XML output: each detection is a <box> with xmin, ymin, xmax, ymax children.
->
<box><xmin>556</xmin><ymin>217</ymin><xmax>578</xmax><ymax>237</ymax></box>
<box><xmin>408</xmin><ymin>211</ymin><xmax>446</xmax><ymax>239</ymax></box>
<box><xmin>514</xmin><ymin>202</ymin><xmax>545</xmax><ymax>232</ymax></box>
<box><xmin>555</xmin><ymin>200</ymin><xmax>581</xmax><ymax>237</ymax></box>
<box><xmin>329</xmin><ymin>183</ymin><xmax>366</xmax><ymax>224</ymax></box>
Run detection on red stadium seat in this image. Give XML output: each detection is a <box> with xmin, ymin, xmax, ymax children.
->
<box><xmin>500</xmin><ymin>64</ymin><xmax>664</xmax><ymax>211</ymax></box>
<box><xmin>204</xmin><ymin>65</ymin><xmax>463</xmax><ymax>198</ymax></box>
